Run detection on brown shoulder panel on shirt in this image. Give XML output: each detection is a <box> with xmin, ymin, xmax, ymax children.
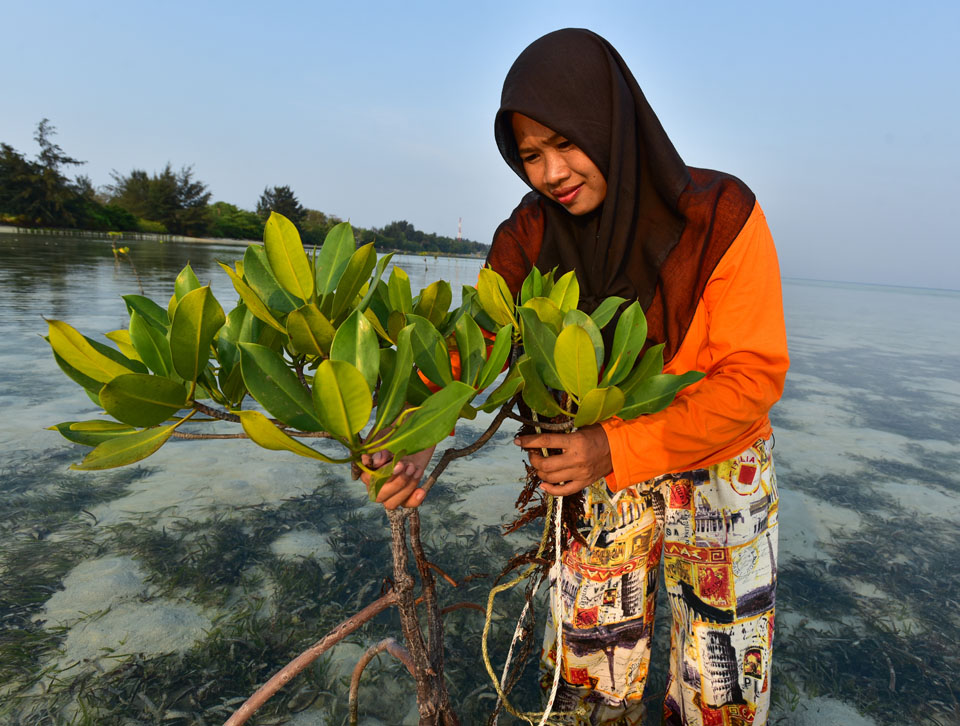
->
<box><xmin>485</xmin><ymin>192</ymin><xmax>545</xmax><ymax>296</ymax></box>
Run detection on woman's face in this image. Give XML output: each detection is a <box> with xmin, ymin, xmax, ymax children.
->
<box><xmin>510</xmin><ymin>113</ymin><xmax>607</xmax><ymax>215</ymax></box>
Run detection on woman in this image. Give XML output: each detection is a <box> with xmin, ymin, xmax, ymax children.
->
<box><xmin>369</xmin><ymin>28</ymin><xmax>788</xmax><ymax>726</ymax></box>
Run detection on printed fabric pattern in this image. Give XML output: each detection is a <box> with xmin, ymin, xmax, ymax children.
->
<box><xmin>540</xmin><ymin>439</ymin><xmax>778</xmax><ymax>726</ymax></box>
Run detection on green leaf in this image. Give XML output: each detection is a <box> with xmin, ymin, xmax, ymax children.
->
<box><xmin>218</xmin><ymin>261</ymin><xmax>286</xmax><ymax>332</ymax></box>
<box><xmin>405</xmin><ymin>314</ymin><xmax>452</xmax><ymax>387</ymax></box>
<box><xmin>520</xmin><ymin>266</ymin><xmax>543</xmax><ymax>305</ymax></box>
<box><xmin>618</xmin><ymin>371</ymin><xmax>706</xmax><ymax>419</ymax></box>
<box><xmin>554</xmin><ymin>324</ymin><xmax>598</xmax><ymax>400</ymax></box>
<box><xmin>287</xmin><ymin>303</ymin><xmax>336</xmax><ymax>357</ymax></box>
<box><xmin>369</xmin><ymin>381</ymin><xmax>475</xmax><ymax>455</ymax></box>
<box><xmin>264</xmin><ymin>212</ymin><xmax>313</xmax><ymax>303</ymax></box>
<box><xmin>51</xmin><ymin>351</ymin><xmax>103</xmax><ymax>402</ymax></box>
<box><xmin>573</xmin><ymin>386</ymin><xmax>625</xmax><ymax>427</ymax></box>
<box><xmin>48</xmin><ymin>420</ymin><xmax>139</xmax><ymax>447</ymax></box>
<box><xmin>589</xmin><ymin>296</ymin><xmax>627</xmax><ymax>330</ymax></box>
<box><xmin>169</xmin><ymin>286</ymin><xmax>226</xmax><ymax>382</ymax></box>
<box><xmin>238</xmin><ymin>410</ymin><xmax>349</xmax><ymax>463</ymax></box>
<box><xmin>356</xmin><ymin>252</ymin><xmax>395</xmax><ymax>313</ymax></box>
<box><xmin>174</xmin><ymin>264</ymin><xmax>201</xmax><ymax>301</ymax></box>
<box><xmin>461</xmin><ymin>285</ymin><xmax>499</xmax><ymax>332</ymax></box>
<box><xmin>312</xmin><ymin>359</ymin><xmax>372</xmax><ymax>441</ymax></box>
<box><xmin>47</xmin><ymin>319</ymin><xmax>139</xmax><ymax>383</ymax></box>
<box><xmin>522</xmin><ymin>297</ymin><xmax>563</xmax><ymax>334</ymax></box>
<box><xmin>315</xmin><ymin>222</ymin><xmax>356</xmax><ymax>295</ymax></box>
<box><xmin>100</xmin><ymin>374</ymin><xmax>189</xmax><ymax>428</ymax></box>
<box><xmin>406</xmin><ymin>369</ymin><xmax>434</xmax><ymax>406</ymax></box>
<box><xmin>387</xmin><ymin>267</ymin><xmax>413</xmax><ymax>314</ymax></box>
<box><xmin>563</xmin><ymin>309</ymin><xmax>604</xmax><ymax>370</ymax></box>
<box><xmin>239</xmin><ymin>343</ymin><xmax>324</xmax><ymax>431</ymax></box>
<box><xmin>619</xmin><ymin>343</ymin><xmax>665</xmax><ymax>398</ymax></box>
<box><xmin>548</xmin><ymin>270</ymin><xmax>579</xmax><ymax>312</ymax></box>
<box><xmin>478</xmin><ymin>367</ymin><xmax>522</xmax><ymax>413</ymax></box>
<box><xmin>477</xmin><ymin>268</ymin><xmax>516</xmax><ymax>327</ymax></box>
<box><xmin>372</xmin><ymin>326</ymin><xmax>413</xmax><ymax>434</ymax></box>
<box><xmin>453</xmin><ymin>312</ymin><xmax>485</xmax><ymax>387</ymax></box>
<box><xmin>387</xmin><ymin>310</ymin><xmax>407</xmax><ymax>343</ymax></box>
<box><xmin>517</xmin><ymin>307</ymin><xmax>563</xmax><ymax>390</ymax></box>
<box><xmin>243</xmin><ymin>245</ymin><xmax>300</xmax><ymax>314</ymax></box>
<box><xmin>475</xmin><ymin>323</ymin><xmax>514</xmax><ymax>391</ymax></box>
<box><xmin>71</xmin><ymin>423</ymin><xmax>178</xmax><ymax>470</ymax></box>
<box><xmin>518</xmin><ymin>356</ymin><xmax>565</xmax><ymax>417</ymax></box>
<box><xmin>330</xmin><ymin>243</ymin><xmax>377</xmax><ymax>324</ymax></box>
<box><xmin>216</xmin><ymin>305</ymin><xmax>247</xmax><ymax>376</ymax></box>
<box><xmin>123</xmin><ymin>294</ymin><xmax>169</xmax><ymax>332</ymax></box>
<box><xmin>414</xmin><ymin>280</ymin><xmax>452</xmax><ymax>328</ymax></box>
<box><xmin>105</xmin><ymin>330</ymin><xmax>141</xmax><ymax>362</ymax></box>
<box><xmin>600</xmin><ymin>302</ymin><xmax>648</xmax><ymax>387</ymax></box>
<box><xmin>330</xmin><ymin>309</ymin><xmax>379</xmax><ymax>390</ymax></box>
<box><xmin>130</xmin><ymin>311</ymin><xmax>173</xmax><ymax>376</ymax></box>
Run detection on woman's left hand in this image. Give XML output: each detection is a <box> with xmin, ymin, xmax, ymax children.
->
<box><xmin>514</xmin><ymin>425</ymin><xmax>613</xmax><ymax>496</ymax></box>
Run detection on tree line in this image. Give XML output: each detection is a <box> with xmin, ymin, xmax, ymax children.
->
<box><xmin>0</xmin><ymin>120</ymin><xmax>489</xmax><ymax>256</ymax></box>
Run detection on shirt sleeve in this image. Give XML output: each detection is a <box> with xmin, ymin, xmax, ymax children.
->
<box><xmin>601</xmin><ymin>205</ymin><xmax>789</xmax><ymax>488</ymax></box>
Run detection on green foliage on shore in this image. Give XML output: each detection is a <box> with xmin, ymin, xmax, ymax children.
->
<box><xmin>1</xmin><ymin>120</ymin><xmax>489</xmax><ymax>256</ymax></box>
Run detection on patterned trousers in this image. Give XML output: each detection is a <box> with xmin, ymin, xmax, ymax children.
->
<box><xmin>541</xmin><ymin>439</ymin><xmax>779</xmax><ymax>726</ymax></box>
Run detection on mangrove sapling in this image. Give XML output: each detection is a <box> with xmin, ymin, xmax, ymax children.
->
<box><xmin>45</xmin><ymin>212</ymin><xmax>703</xmax><ymax>724</ymax></box>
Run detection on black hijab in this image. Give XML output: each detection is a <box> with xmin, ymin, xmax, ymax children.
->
<box><xmin>492</xmin><ymin>29</ymin><xmax>756</xmax><ymax>359</ymax></box>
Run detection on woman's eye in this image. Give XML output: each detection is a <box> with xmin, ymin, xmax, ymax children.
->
<box><xmin>521</xmin><ymin>154</ymin><xmax>539</xmax><ymax>164</ymax></box>
<box><xmin>557</xmin><ymin>140</ymin><xmax>573</xmax><ymax>150</ymax></box>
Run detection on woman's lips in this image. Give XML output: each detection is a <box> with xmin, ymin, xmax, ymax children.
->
<box><xmin>553</xmin><ymin>184</ymin><xmax>582</xmax><ymax>204</ymax></box>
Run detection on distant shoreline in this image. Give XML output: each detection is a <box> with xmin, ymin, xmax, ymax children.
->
<box><xmin>0</xmin><ymin>225</ymin><xmax>486</xmax><ymax>259</ymax></box>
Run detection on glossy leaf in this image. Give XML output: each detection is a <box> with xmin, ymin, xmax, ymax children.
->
<box><xmin>170</xmin><ymin>286</ymin><xmax>225</xmax><ymax>382</ymax></box>
<box><xmin>51</xmin><ymin>350</ymin><xmax>103</xmax><ymax>401</ymax></box>
<box><xmin>174</xmin><ymin>264</ymin><xmax>201</xmax><ymax>301</ymax></box>
<box><xmin>105</xmin><ymin>330</ymin><xmax>141</xmax><ymax>362</ymax></box>
<box><xmin>518</xmin><ymin>356</ymin><xmax>565</xmax><ymax>417</ymax></box>
<box><xmin>618</xmin><ymin>371</ymin><xmax>705</xmax><ymax>419</ymax></box>
<box><xmin>287</xmin><ymin>303</ymin><xmax>336</xmax><ymax>357</ymax></box>
<box><xmin>264</xmin><ymin>211</ymin><xmax>313</xmax><ymax>303</ymax></box>
<box><xmin>591</xmin><ymin>298</ymin><xmax>627</xmax><ymax>331</ymax></box>
<box><xmin>330</xmin><ymin>309</ymin><xmax>379</xmax><ymax>390</ymax></box>
<box><xmin>414</xmin><ymin>280</ymin><xmax>452</xmax><ymax>328</ymax></box>
<box><xmin>71</xmin><ymin>422</ymin><xmax>178</xmax><ymax>470</ymax></box>
<box><xmin>100</xmin><ymin>373</ymin><xmax>189</xmax><ymax>428</ymax></box>
<box><xmin>364</xmin><ymin>307</ymin><xmax>392</xmax><ymax>342</ymax></box>
<box><xmin>47</xmin><ymin>319</ymin><xmax>139</xmax><ymax>383</ymax></box>
<box><xmin>522</xmin><ymin>296</ymin><xmax>563</xmax><ymax>334</ymax></box>
<box><xmin>548</xmin><ymin>270</ymin><xmax>579</xmax><ymax>312</ymax></box>
<box><xmin>406</xmin><ymin>369</ymin><xmax>434</xmax><ymax>406</ymax></box>
<box><xmin>123</xmin><ymin>294</ymin><xmax>169</xmax><ymax>332</ymax></box>
<box><xmin>406</xmin><ymin>314</ymin><xmax>452</xmax><ymax>387</ymax></box>
<box><xmin>372</xmin><ymin>326</ymin><xmax>413</xmax><ymax>434</ymax></box>
<box><xmin>520</xmin><ymin>266</ymin><xmax>543</xmax><ymax>305</ymax></box>
<box><xmin>475</xmin><ymin>323</ymin><xmax>513</xmax><ymax>391</ymax></box>
<box><xmin>243</xmin><ymin>245</ymin><xmax>300</xmax><ymax>314</ymax></box>
<box><xmin>239</xmin><ymin>343</ymin><xmax>324</xmax><ymax>431</ymax></box>
<box><xmin>619</xmin><ymin>343</ymin><xmax>665</xmax><ymax>398</ymax></box>
<box><xmin>477</xmin><ymin>267</ymin><xmax>515</xmax><ymax>327</ymax></box>
<box><xmin>563</xmin><ymin>309</ymin><xmax>604</xmax><ymax>369</ymax></box>
<box><xmin>356</xmin><ymin>252</ymin><xmax>395</xmax><ymax>313</ymax></box>
<box><xmin>453</xmin><ymin>312</ymin><xmax>485</xmax><ymax>387</ymax></box>
<box><xmin>330</xmin><ymin>243</ymin><xmax>377</xmax><ymax>323</ymax></box>
<box><xmin>478</xmin><ymin>367</ymin><xmax>522</xmax><ymax>413</ymax></box>
<box><xmin>218</xmin><ymin>261</ymin><xmax>286</xmax><ymax>332</ymax></box>
<box><xmin>315</xmin><ymin>222</ymin><xmax>356</xmax><ymax>295</ymax></box>
<box><xmin>130</xmin><ymin>311</ymin><xmax>173</xmax><ymax>376</ymax></box>
<box><xmin>517</xmin><ymin>307</ymin><xmax>563</xmax><ymax>390</ymax></box>
<box><xmin>312</xmin><ymin>359</ymin><xmax>372</xmax><ymax>440</ymax></box>
<box><xmin>369</xmin><ymin>381</ymin><xmax>475</xmax><ymax>455</ymax></box>
<box><xmin>554</xmin><ymin>324</ymin><xmax>598</xmax><ymax>400</ymax></box>
<box><xmin>238</xmin><ymin>410</ymin><xmax>349</xmax><ymax>463</ymax></box>
<box><xmin>387</xmin><ymin>267</ymin><xmax>413</xmax><ymax>314</ymax></box>
<box><xmin>601</xmin><ymin>302</ymin><xmax>648</xmax><ymax>387</ymax></box>
<box><xmin>573</xmin><ymin>386</ymin><xmax>625</xmax><ymax>427</ymax></box>
<box><xmin>461</xmin><ymin>285</ymin><xmax>499</xmax><ymax>332</ymax></box>
<box><xmin>48</xmin><ymin>420</ymin><xmax>138</xmax><ymax>447</ymax></box>
<box><xmin>216</xmin><ymin>305</ymin><xmax>247</xmax><ymax>375</ymax></box>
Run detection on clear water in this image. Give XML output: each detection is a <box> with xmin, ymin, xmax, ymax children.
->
<box><xmin>1</xmin><ymin>232</ymin><xmax>958</xmax><ymax>725</ymax></box>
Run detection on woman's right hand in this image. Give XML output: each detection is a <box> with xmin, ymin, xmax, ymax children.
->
<box><xmin>359</xmin><ymin>446</ymin><xmax>436</xmax><ymax>510</ymax></box>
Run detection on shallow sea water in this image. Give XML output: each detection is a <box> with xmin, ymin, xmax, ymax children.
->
<box><xmin>1</xmin><ymin>232</ymin><xmax>958</xmax><ymax>725</ymax></box>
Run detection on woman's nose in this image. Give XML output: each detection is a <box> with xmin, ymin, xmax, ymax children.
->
<box><xmin>543</xmin><ymin>152</ymin><xmax>570</xmax><ymax>185</ymax></box>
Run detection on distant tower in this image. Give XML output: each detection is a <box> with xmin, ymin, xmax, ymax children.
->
<box><xmin>457</xmin><ymin>217</ymin><xmax>462</xmax><ymax>242</ymax></box>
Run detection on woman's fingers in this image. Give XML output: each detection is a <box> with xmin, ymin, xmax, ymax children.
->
<box><xmin>514</xmin><ymin>433</ymin><xmax>569</xmax><ymax>451</ymax></box>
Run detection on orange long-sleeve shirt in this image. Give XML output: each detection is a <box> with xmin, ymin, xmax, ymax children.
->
<box><xmin>600</xmin><ymin>202</ymin><xmax>789</xmax><ymax>490</ymax></box>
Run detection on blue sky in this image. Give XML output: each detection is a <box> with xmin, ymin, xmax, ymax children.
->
<box><xmin>3</xmin><ymin>1</ymin><xmax>958</xmax><ymax>289</ymax></box>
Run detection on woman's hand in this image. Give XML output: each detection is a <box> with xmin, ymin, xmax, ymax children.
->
<box><xmin>513</xmin><ymin>425</ymin><xmax>613</xmax><ymax>496</ymax></box>
<box><xmin>359</xmin><ymin>446</ymin><xmax>437</xmax><ymax>510</ymax></box>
